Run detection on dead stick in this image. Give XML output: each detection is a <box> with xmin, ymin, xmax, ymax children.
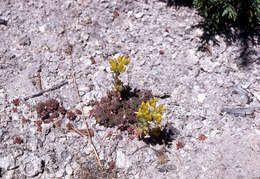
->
<box><xmin>58</xmin><ymin>0</ymin><xmax>102</xmax><ymax>169</ymax></box>
<box><xmin>23</xmin><ymin>80</ymin><xmax>68</xmax><ymax>100</ymax></box>
<box><xmin>71</xmin><ymin>70</ymin><xmax>103</xmax><ymax>169</ymax></box>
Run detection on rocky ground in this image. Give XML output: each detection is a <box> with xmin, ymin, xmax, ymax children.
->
<box><xmin>0</xmin><ymin>0</ymin><xmax>260</xmax><ymax>178</ymax></box>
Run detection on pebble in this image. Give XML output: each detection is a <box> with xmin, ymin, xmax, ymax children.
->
<box><xmin>194</xmin><ymin>28</ymin><xmax>204</xmax><ymax>37</ymax></box>
<box><xmin>20</xmin><ymin>154</ymin><xmax>44</xmax><ymax>177</ymax></box>
<box><xmin>135</xmin><ymin>12</ymin><xmax>144</xmax><ymax>19</ymax></box>
<box><xmin>55</xmin><ymin>169</ymin><xmax>65</xmax><ymax>178</ymax></box>
<box><xmin>0</xmin><ymin>156</ymin><xmax>15</xmax><ymax>170</ymax></box>
<box><xmin>19</xmin><ymin>36</ymin><xmax>31</xmax><ymax>46</ymax></box>
<box><xmin>39</xmin><ymin>25</ymin><xmax>46</xmax><ymax>33</ymax></box>
<box><xmin>116</xmin><ymin>150</ymin><xmax>132</xmax><ymax>169</ymax></box>
<box><xmin>65</xmin><ymin>165</ymin><xmax>73</xmax><ymax>175</ymax></box>
<box><xmin>197</xmin><ymin>93</ymin><xmax>206</xmax><ymax>103</ymax></box>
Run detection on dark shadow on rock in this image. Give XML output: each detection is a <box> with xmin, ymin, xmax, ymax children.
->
<box><xmin>159</xmin><ymin>0</ymin><xmax>260</xmax><ymax>68</ymax></box>
<box><xmin>0</xmin><ymin>167</ymin><xmax>2</xmax><ymax>178</ymax></box>
<box><xmin>120</xmin><ymin>85</ymin><xmax>139</xmax><ymax>100</ymax></box>
<box><xmin>143</xmin><ymin>123</ymin><xmax>180</xmax><ymax>147</ymax></box>
<box><xmin>193</xmin><ymin>17</ymin><xmax>260</xmax><ymax>69</ymax></box>
<box><xmin>166</xmin><ymin>0</ymin><xmax>193</xmax><ymax>8</ymax></box>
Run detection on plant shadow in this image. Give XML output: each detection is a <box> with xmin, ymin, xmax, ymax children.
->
<box><xmin>165</xmin><ymin>0</ymin><xmax>260</xmax><ymax>68</ymax></box>
<box><xmin>195</xmin><ymin>21</ymin><xmax>260</xmax><ymax>68</ymax></box>
<box><xmin>143</xmin><ymin>124</ymin><xmax>180</xmax><ymax>147</ymax></box>
<box><xmin>166</xmin><ymin>0</ymin><xmax>193</xmax><ymax>8</ymax></box>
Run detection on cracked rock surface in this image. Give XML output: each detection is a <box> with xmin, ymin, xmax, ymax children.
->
<box><xmin>0</xmin><ymin>0</ymin><xmax>260</xmax><ymax>178</ymax></box>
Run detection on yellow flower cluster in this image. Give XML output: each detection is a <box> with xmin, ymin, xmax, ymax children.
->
<box><xmin>109</xmin><ymin>55</ymin><xmax>130</xmax><ymax>73</ymax></box>
<box><xmin>135</xmin><ymin>98</ymin><xmax>165</xmax><ymax>125</ymax></box>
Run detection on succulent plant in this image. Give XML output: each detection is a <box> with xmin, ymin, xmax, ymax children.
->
<box><xmin>108</xmin><ymin>55</ymin><xmax>130</xmax><ymax>91</ymax></box>
<box><xmin>135</xmin><ymin>98</ymin><xmax>166</xmax><ymax>137</ymax></box>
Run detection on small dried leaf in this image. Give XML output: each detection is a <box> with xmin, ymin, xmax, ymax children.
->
<box><xmin>114</xmin><ymin>11</ymin><xmax>119</xmax><ymax>18</ymax></box>
<box><xmin>90</xmin><ymin>56</ymin><xmax>96</xmax><ymax>64</ymax></box>
<box><xmin>66</xmin><ymin>122</ymin><xmax>73</xmax><ymax>130</ymax></box>
<box><xmin>128</xmin><ymin>135</ymin><xmax>135</xmax><ymax>140</ymax></box>
<box><xmin>198</xmin><ymin>134</ymin><xmax>207</xmax><ymax>141</ymax></box>
<box><xmin>12</xmin><ymin>98</ymin><xmax>20</xmax><ymax>106</ymax></box>
<box><xmin>14</xmin><ymin>136</ymin><xmax>23</xmax><ymax>144</ymax></box>
<box><xmin>117</xmin><ymin>135</ymin><xmax>123</xmax><ymax>140</ymax></box>
<box><xmin>54</xmin><ymin>119</ymin><xmax>62</xmax><ymax>128</ymax></box>
<box><xmin>108</xmin><ymin>161</ymin><xmax>116</xmax><ymax>170</ymax></box>
<box><xmin>21</xmin><ymin>116</ymin><xmax>30</xmax><ymax>124</ymax></box>
<box><xmin>75</xmin><ymin>109</ymin><xmax>82</xmax><ymax>115</ymax></box>
<box><xmin>12</xmin><ymin>108</ymin><xmax>18</xmax><ymax>113</ymax></box>
<box><xmin>159</xmin><ymin>50</ymin><xmax>164</xmax><ymax>55</ymax></box>
<box><xmin>78</xmin><ymin>129</ymin><xmax>94</xmax><ymax>137</ymax></box>
<box><xmin>176</xmin><ymin>141</ymin><xmax>184</xmax><ymax>150</ymax></box>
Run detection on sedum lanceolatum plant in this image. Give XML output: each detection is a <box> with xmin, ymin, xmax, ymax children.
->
<box><xmin>109</xmin><ymin>55</ymin><xmax>130</xmax><ymax>91</ymax></box>
<box><xmin>135</xmin><ymin>98</ymin><xmax>166</xmax><ymax>137</ymax></box>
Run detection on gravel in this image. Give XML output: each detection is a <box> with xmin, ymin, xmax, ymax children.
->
<box><xmin>0</xmin><ymin>0</ymin><xmax>259</xmax><ymax>178</ymax></box>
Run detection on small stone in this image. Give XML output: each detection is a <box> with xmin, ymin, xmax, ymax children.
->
<box><xmin>71</xmin><ymin>161</ymin><xmax>80</xmax><ymax>170</ymax></box>
<box><xmin>19</xmin><ymin>36</ymin><xmax>31</xmax><ymax>46</ymax></box>
<box><xmin>39</xmin><ymin>25</ymin><xmax>46</xmax><ymax>32</ymax></box>
<box><xmin>0</xmin><ymin>156</ymin><xmax>16</xmax><ymax>170</ymax></box>
<box><xmin>135</xmin><ymin>12</ymin><xmax>144</xmax><ymax>19</ymax></box>
<box><xmin>56</xmin><ymin>169</ymin><xmax>65</xmax><ymax>178</ymax></box>
<box><xmin>116</xmin><ymin>150</ymin><xmax>131</xmax><ymax>168</ymax></box>
<box><xmin>198</xmin><ymin>93</ymin><xmax>206</xmax><ymax>103</ymax></box>
<box><xmin>20</xmin><ymin>154</ymin><xmax>44</xmax><ymax>177</ymax></box>
<box><xmin>12</xmin><ymin>113</ymin><xmax>19</xmax><ymax>120</ymax></box>
<box><xmin>163</xmin><ymin>32</ymin><xmax>169</xmax><ymax>37</ymax></box>
<box><xmin>194</xmin><ymin>28</ymin><xmax>203</xmax><ymax>37</ymax></box>
<box><xmin>65</xmin><ymin>175</ymin><xmax>71</xmax><ymax>179</ymax></box>
<box><xmin>65</xmin><ymin>165</ymin><xmax>73</xmax><ymax>175</ymax></box>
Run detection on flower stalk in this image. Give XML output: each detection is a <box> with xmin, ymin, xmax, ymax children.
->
<box><xmin>108</xmin><ymin>55</ymin><xmax>130</xmax><ymax>91</ymax></box>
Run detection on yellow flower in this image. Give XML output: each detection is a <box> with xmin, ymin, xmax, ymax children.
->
<box><xmin>155</xmin><ymin>104</ymin><xmax>166</xmax><ymax>112</ymax></box>
<box><xmin>149</xmin><ymin>98</ymin><xmax>157</xmax><ymax>108</ymax></box>
<box><xmin>109</xmin><ymin>59</ymin><xmax>117</xmax><ymax>71</ymax></box>
<box><xmin>134</xmin><ymin>98</ymin><xmax>166</xmax><ymax>136</ymax></box>
<box><xmin>108</xmin><ymin>55</ymin><xmax>130</xmax><ymax>73</ymax></box>
<box><xmin>153</xmin><ymin>113</ymin><xmax>162</xmax><ymax>124</ymax></box>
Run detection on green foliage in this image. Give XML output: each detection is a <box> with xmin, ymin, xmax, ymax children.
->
<box><xmin>134</xmin><ymin>98</ymin><xmax>166</xmax><ymax>137</ymax></box>
<box><xmin>108</xmin><ymin>55</ymin><xmax>130</xmax><ymax>91</ymax></box>
<box><xmin>193</xmin><ymin>0</ymin><xmax>260</xmax><ymax>30</ymax></box>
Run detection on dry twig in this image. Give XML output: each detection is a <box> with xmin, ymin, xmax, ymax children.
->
<box><xmin>60</xmin><ymin>4</ymin><xmax>103</xmax><ymax>167</ymax></box>
<box><xmin>70</xmin><ymin>62</ymin><xmax>103</xmax><ymax>169</ymax></box>
<box><xmin>23</xmin><ymin>80</ymin><xmax>68</xmax><ymax>101</ymax></box>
